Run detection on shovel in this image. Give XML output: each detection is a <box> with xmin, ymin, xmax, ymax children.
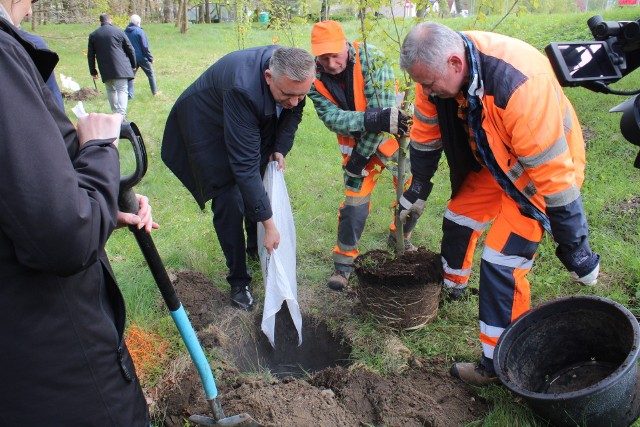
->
<box><xmin>117</xmin><ymin>122</ymin><xmax>263</xmax><ymax>427</ymax></box>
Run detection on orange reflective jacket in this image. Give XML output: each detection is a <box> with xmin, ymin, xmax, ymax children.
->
<box><xmin>411</xmin><ymin>31</ymin><xmax>586</xmax><ymax>217</ymax></box>
<box><xmin>313</xmin><ymin>42</ymin><xmax>398</xmax><ymax>161</ymax></box>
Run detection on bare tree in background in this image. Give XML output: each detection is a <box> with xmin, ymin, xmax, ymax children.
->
<box><xmin>163</xmin><ymin>0</ymin><xmax>173</xmax><ymax>22</ymax></box>
<box><xmin>181</xmin><ymin>0</ymin><xmax>188</xmax><ymax>33</ymax></box>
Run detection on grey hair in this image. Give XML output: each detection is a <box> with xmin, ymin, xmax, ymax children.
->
<box><xmin>130</xmin><ymin>14</ymin><xmax>141</xmax><ymax>25</ymax></box>
<box><xmin>268</xmin><ymin>47</ymin><xmax>315</xmax><ymax>82</ymax></box>
<box><xmin>400</xmin><ymin>22</ymin><xmax>464</xmax><ymax>75</ymax></box>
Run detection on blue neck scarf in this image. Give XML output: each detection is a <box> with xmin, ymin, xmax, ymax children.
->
<box><xmin>459</xmin><ymin>33</ymin><xmax>552</xmax><ymax>234</ymax></box>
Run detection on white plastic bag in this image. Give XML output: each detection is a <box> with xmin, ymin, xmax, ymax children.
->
<box><xmin>257</xmin><ymin>162</ymin><xmax>302</xmax><ymax>348</ymax></box>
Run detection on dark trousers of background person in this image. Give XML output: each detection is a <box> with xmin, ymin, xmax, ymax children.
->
<box><xmin>128</xmin><ymin>60</ymin><xmax>157</xmax><ymax>98</ymax></box>
<box><xmin>211</xmin><ymin>186</ymin><xmax>252</xmax><ymax>290</ymax></box>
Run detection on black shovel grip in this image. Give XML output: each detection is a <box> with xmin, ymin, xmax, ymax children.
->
<box><xmin>118</xmin><ymin>121</ymin><xmax>147</xmax><ymax>193</ymax></box>
<box><xmin>116</xmin><ymin>121</ymin><xmax>181</xmax><ymax>312</ymax></box>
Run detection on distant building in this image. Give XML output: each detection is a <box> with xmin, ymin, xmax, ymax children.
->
<box><xmin>378</xmin><ymin>0</ymin><xmax>417</xmax><ymax>18</ymax></box>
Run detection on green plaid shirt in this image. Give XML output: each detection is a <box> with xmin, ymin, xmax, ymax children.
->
<box><xmin>309</xmin><ymin>42</ymin><xmax>399</xmax><ymax>189</ymax></box>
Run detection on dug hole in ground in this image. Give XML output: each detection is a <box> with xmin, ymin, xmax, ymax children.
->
<box><xmin>128</xmin><ymin>162</ymin><xmax>489</xmax><ymax>426</ymax></box>
<box><xmin>135</xmin><ymin>270</ymin><xmax>489</xmax><ymax>427</ymax></box>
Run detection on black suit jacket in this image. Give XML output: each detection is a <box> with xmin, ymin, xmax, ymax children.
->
<box><xmin>88</xmin><ymin>22</ymin><xmax>136</xmax><ymax>82</ymax></box>
<box><xmin>161</xmin><ymin>46</ymin><xmax>305</xmax><ymax>221</ymax></box>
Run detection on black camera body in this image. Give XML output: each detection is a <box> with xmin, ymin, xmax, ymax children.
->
<box><xmin>545</xmin><ymin>15</ymin><xmax>640</xmax><ymax>167</ymax></box>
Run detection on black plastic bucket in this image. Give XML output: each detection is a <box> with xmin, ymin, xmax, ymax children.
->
<box><xmin>494</xmin><ymin>295</ymin><xmax>640</xmax><ymax>427</ymax></box>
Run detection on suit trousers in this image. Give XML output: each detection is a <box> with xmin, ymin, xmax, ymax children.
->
<box><xmin>211</xmin><ymin>185</ymin><xmax>252</xmax><ymax>289</ymax></box>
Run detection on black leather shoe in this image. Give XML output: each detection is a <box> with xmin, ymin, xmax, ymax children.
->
<box><xmin>230</xmin><ymin>285</ymin><xmax>255</xmax><ymax>311</ymax></box>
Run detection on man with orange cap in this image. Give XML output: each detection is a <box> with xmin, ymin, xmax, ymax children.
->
<box><xmin>308</xmin><ymin>20</ymin><xmax>413</xmax><ymax>291</ymax></box>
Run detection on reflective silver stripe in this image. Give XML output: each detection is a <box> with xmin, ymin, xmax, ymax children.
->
<box><xmin>444</xmin><ymin>208</ymin><xmax>491</xmax><ymax>231</ymax></box>
<box><xmin>544</xmin><ymin>184</ymin><xmax>580</xmax><ymax>207</ymax></box>
<box><xmin>444</xmin><ymin>278</ymin><xmax>468</xmax><ymax>289</ymax></box>
<box><xmin>522</xmin><ymin>181</ymin><xmax>537</xmax><ymax>199</ymax></box>
<box><xmin>564</xmin><ymin>105</ymin><xmax>573</xmax><ymax>132</ymax></box>
<box><xmin>339</xmin><ymin>145</ymin><xmax>353</xmax><ymax>156</ymax></box>
<box><xmin>480</xmin><ymin>320</ymin><xmax>505</xmax><ymax>338</ymax></box>
<box><xmin>482</xmin><ymin>246</ymin><xmax>534</xmax><ymax>270</ymax></box>
<box><xmin>519</xmin><ymin>137</ymin><xmax>568</xmax><ymax>169</ymax></box>
<box><xmin>345</xmin><ymin>194</ymin><xmax>371</xmax><ymax>206</ymax></box>
<box><xmin>410</xmin><ymin>138</ymin><xmax>443</xmax><ymax>151</ymax></box>
<box><xmin>442</xmin><ymin>257</ymin><xmax>472</xmax><ymax>279</ymax></box>
<box><xmin>334</xmin><ymin>253</ymin><xmax>355</xmax><ymax>264</ymax></box>
<box><xmin>506</xmin><ymin>161</ymin><xmax>525</xmax><ymax>182</ymax></box>
<box><xmin>414</xmin><ymin>108</ymin><xmax>439</xmax><ymax>125</ymax></box>
<box><xmin>337</xmin><ymin>241</ymin><xmax>358</xmax><ymax>252</ymax></box>
<box><xmin>482</xmin><ymin>342</ymin><xmax>495</xmax><ymax>359</ymax></box>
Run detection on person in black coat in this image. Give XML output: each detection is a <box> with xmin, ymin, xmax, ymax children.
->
<box><xmin>88</xmin><ymin>13</ymin><xmax>136</xmax><ymax>118</ymax></box>
<box><xmin>18</xmin><ymin>30</ymin><xmax>64</xmax><ymax>109</ymax></box>
<box><xmin>0</xmin><ymin>1</ymin><xmax>157</xmax><ymax>424</ymax></box>
<box><xmin>161</xmin><ymin>46</ymin><xmax>315</xmax><ymax>311</ymax></box>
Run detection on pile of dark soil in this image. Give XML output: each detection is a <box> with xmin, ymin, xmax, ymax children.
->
<box><xmin>150</xmin><ymin>270</ymin><xmax>489</xmax><ymax>427</ymax></box>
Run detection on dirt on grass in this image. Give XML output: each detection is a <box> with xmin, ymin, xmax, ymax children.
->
<box><xmin>149</xmin><ymin>269</ymin><xmax>490</xmax><ymax>427</ymax></box>
<box><xmin>62</xmin><ymin>87</ymin><xmax>101</xmax><ymax>101</ymax></box>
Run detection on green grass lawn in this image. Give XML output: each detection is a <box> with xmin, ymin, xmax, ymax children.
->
<box><xmin>36</xmin><ymin>8</ymin><xmax>640</xmax><ymax>426</ymax></box>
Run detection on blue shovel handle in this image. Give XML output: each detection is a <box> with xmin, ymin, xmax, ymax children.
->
<box><xmin>170</xmin><ymin>305</ymin><xmax>218</xmax><ymax>399</ymax></box>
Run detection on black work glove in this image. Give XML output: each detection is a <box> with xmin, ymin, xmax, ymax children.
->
<box><xmin>398</xmin><ymin>179</ymin><xmax>433</xmax><ymax>234</ymax></box>
<box><xmin>363</xmin><ymin>107</ymin><xmax>410</xmax><ymax>136</ymax></box>
<box><xmin>344</xmin><ymin>151</ymin><xmax>370</xmax><ymax>178</ymax></box>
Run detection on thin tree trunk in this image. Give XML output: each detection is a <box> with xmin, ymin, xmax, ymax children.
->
<box><xmin>181</xmin><ymin>0</ymin><xmax>188</xmax><ymax>33</ymax></box>
<box><xmin>175</xmin><ymin>0</ymin><xmax>182</xmax><ymax>27</ymax></box>
<box><xmin>163</xmin><ymin>0</ymin><xmax>172</xmax><ymax>23</ymax></box>
<box><xmin>198</xmin><ymin>2</ymin><xmax>205</xmax><ymax>23</ymax></box>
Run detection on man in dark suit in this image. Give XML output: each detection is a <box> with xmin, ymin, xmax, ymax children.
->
<box><xmin>161</xmin><ymin>46</ymin><xmax>315</xmax><ymax>311</ymax></box>
<box><xmin>87</xmin><ymin>13</ymin><xmax>136</xmax><ymax>118</ymax></box>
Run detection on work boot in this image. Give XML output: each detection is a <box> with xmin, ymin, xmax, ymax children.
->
<box><xmin>327</xmin><ymin>270</ymin><xmax>350</xmax><ymax>291</ymax></box>
<box><xmin>450</xmin><ymin>357</ymin><xmax>500</xmax><ymax>386</ymax></box>
<box><xmin>230</xmin><ymin>285</ymin><xmax>255</xmax><ymax>311</ymax></box>
<box><xmin>387</xmin><ymin>232</ymin><xmax>417</xmax><ymax>252</ymax></box>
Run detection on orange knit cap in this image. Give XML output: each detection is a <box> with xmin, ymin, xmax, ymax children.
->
<box><xmin>311</xmin><ymin>20</ymin><xmax>347</xmax><ymax>56</ymax></box>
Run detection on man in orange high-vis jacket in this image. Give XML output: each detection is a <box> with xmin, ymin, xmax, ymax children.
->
<box><xmin>308</xmin><ymin>20</ymin><xmax>413</xmax><ymax>291</ymax></box>
<box><xmin>400</xmin><ymin>22</ymin><xmax>600</xmax><ymax>385</ymax></box>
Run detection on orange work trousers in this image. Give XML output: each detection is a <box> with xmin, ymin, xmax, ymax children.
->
<box><xmin>333</xmin><ymin>155</ymin><xmax>409</xmax><ymax>269</ymax></box>
<box><xmin>442</xmin><ymin>167</ymin><xmax>543</xmax><ymax>360</ymax></box>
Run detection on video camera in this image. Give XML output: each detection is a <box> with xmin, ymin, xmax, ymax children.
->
<box><xmin>545</xmin><ymin>15</ymin><xmax>640</xmax><ymax>168</ymax></box>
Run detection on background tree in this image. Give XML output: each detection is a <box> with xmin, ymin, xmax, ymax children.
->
<box><xmin>163</xmin><ymin>0</ymin><xmax>173</xmax><ymax>22</ymax></box>
<box><xmin>439</xmin><ymin>0</ymin><xmax>449</xmax><ymax>16</ymax></box>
